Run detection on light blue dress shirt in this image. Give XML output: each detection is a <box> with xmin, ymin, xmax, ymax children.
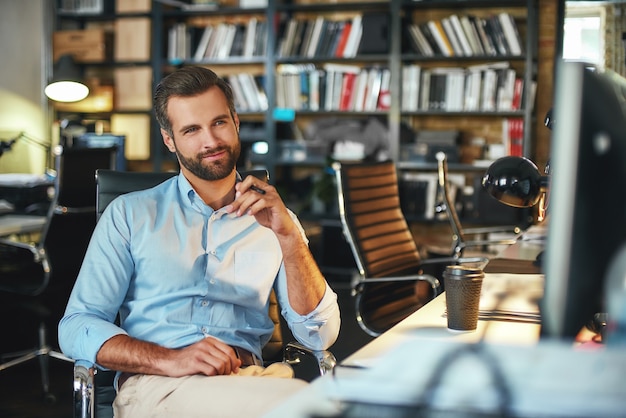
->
<box><xmin>58</xmin><ymin>174</ymin><xmax>340</xmax><ymax>365</ymax></box>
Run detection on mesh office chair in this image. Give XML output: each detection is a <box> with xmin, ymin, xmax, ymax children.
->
<box><xmin>0</xmin><ymin>146</ymin><xmax>119</xmax><ymax>402</ymax></box>
<box><xmin>435</xmin><ymin>152</ymin><xmax>522</xmax><ymax>258</ymax></box>
<box><xmin>333</xmin><ymin>160</ymin><xmax>487</xmax><ymax>337</ymax></box>
<box><xmin>73</xmin><ymin>169</ymin><xmax>337</xmax><ymax>418</ymax></box>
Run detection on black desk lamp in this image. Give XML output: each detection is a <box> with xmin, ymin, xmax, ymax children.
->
<box><xmin>481</xmin><ymin>156</ymin><xmax>549</xmax><ymax>210</ymax></box>
<box><xmin>482</xmin><ymin>108</ymin><xmax>553</xmax><ymax>221</ymax></box>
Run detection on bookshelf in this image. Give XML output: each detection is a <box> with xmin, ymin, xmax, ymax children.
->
<box><xmin>52</xmin><ymin>0</ymin><xmax>538</xmax><ymax>223</ymax></box>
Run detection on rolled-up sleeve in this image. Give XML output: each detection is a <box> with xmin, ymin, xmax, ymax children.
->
<box><xmin>278</xmin><ymin>281</ymin><xmax>341</xmax><ymax>350</ymax></box>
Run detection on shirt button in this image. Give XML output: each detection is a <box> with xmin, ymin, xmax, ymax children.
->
<box><xmin>201</xmin><ymin>300</ymin><xmax>208</xmax><ymax>307</ymax></box>
<box><xmin>210</xmin><ymin>279</ymin><xmax>215</xmax><ymax>284</ymax></box>
<box><xmin>210</xmin><ymin>250</ymin><xmax>216</xmax><ymax>255</ymax></box>
<box><xmin>201</xmin><ymin>326</ymin><xmax>208</xmax><ymax>334</ymax></box>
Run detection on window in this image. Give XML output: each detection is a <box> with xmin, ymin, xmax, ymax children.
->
<box><xmin>564</xmin><ymin>3</ymin><xmax>605</xmax><ymax>70</ymax></box>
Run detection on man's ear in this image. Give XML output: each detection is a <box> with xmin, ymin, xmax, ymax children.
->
<box><xmin>161</xmin><ymin>129</ymin><xmax>176</xmax><ymax>153</ymax></box>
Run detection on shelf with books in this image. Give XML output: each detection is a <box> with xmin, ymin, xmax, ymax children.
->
<box><xmin>271</xmin><ymin>1</ymin><xmax>394</xmax><ymax>171</ymax></box>
<box><xmin>397</xmin><ymin>0</ymin><xmax>537</xmax><ymax>165</ymax></box>
<box><xmin>162</xmin><ymin>12</ymin><xmax>268</xmax><ymax>65</ymax></box>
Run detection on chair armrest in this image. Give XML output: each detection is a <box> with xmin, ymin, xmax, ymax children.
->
<box><xmin>283</xmin><ymin>341</ymin><xmax>337</xmax><ymax>376</ymax></box>
<box><xmin>462</xmin><ymin>226</ymin><xmax>522</xmax><ymax>236</ymax></box>
<box><xmin>359</xmin><ymin>273</ymin><xmax>442</xmax><ymax>298</ymax></box>
<box><xmin>74</xmin><ymin>360</ymin><xmax>96</xmax><ymax>418</ymax></box>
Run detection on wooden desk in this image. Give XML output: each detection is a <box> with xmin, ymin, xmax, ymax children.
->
<box><xmin>264</xmin><ymin>232</ymin><xmax>547</xmax><ymax>417</ymax></box>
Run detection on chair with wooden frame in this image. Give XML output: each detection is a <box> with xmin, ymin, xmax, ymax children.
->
<box><xmin>333</xmin><ymin>160</ymin><xmax>487</xmax><ymax>337</ymax></box>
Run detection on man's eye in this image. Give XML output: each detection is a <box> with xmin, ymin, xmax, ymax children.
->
<box><xmin>184</xmin><ymin>127</ymin><xmax>198</xmax><ymax>134</ymax></box>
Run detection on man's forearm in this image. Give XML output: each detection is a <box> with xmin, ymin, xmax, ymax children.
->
<box><xmin>96</xmin><ymin>334</ymin><xmax>172</xmax><ymax>375</ymax></box>
<box><xmin>279</xmin><ymin>231</ymin><xmax>327</xmax><ymax>315</ymax></box>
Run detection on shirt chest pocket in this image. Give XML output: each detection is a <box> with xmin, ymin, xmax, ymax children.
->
<box><xmin>233</xmin><ymin>250</ymin><xmax>279</xmax><ymax>285</ymax></box>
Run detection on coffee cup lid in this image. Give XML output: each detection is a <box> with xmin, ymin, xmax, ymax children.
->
<box><xmin>444</xmin><ymin>265</ymin><xmax>483</xmax><ymax>276</ymax></box>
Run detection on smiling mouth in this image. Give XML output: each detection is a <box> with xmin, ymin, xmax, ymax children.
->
<box><xmin>201</xmin><ymin>149</ymin><xmax>226</xmax><ymax>160</ymax></box>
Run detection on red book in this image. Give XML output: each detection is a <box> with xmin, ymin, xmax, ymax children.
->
<box><xmin>334</xmin><ymin>21</ymin><xmax>352</xmax><ymax>58</ymax></box>
<box><xmin>511</xmin><ymin>78</ymin><xmax>524</xmax><ymax>110</ymax></box>
<box><xmin>339</xmin><ymin>72</ymin><xmax>357</xmax><ymax>110</ymax></box>
<box><xmin>509</xmin><ymin>118</ymin><xmax>524</xmax><ymax>157</ymax></box>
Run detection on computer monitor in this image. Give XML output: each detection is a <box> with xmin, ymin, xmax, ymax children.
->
<box><xmin>541</xmin><ymin>61</ymin><xmax>626</xmax><ymax>340</ymax></box>
<box><xmin>74</xmin><ymin>133</ymin><xmax>126</xmax><ymax>171</ymax></box>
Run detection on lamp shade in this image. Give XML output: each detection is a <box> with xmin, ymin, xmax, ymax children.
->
<box><xmin>481</xmin><ymin>156</ymin><xmax>549</xmax><ymax>208</ymax></box>
<box><xmin>44</xmin><ymin>54</ymin><xmax>89</xmax><ymax>102</ymax></box>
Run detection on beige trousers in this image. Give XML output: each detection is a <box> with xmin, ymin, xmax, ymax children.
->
<box><xmin>113</xmin><ymin>363</ymin><xmax>308</xmax><ymax>418</ymax></box>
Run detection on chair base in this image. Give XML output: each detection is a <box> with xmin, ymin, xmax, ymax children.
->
<box><xmin>0</xmin><ymin>321</ymin><xmax>73</xmax><ymax>403</ymax></box>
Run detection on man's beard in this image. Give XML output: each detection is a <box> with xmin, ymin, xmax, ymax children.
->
<box><xmin>176</xmin><ymin>142</ymin><xmax>241</xmax><ymax>181</ymax></box>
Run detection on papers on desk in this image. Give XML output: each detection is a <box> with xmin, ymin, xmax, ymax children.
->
<box><xmin>478</xmin><ymin>273</ymin><xmax>543</xmax><ymax>322</ymax></box>
<box><xmin>521</xmin><ymin>223</ymin><xmax>548</xmax><ymax>242</ymax></box>
<box><xmin>324</xmin><ymin>339</ymin><xmax>626</xmax><ymax>417</ymax></box>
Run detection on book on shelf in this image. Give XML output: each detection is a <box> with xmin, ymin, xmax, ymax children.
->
<box><xmin>314</xmin><ymin>19</ymin><xmax>332</xmax><ymax>57</ymax></box>
<box><xmin>420</xmin><ymin>69</ymin><xmax>431</xmax><ymax>111</ymax></box>
<box><xmin>215</xmin><ymin>24</ymin><xmax>237</xmax><ymax>59</ymax></box>
<box><xmin>334</xmin><ymin>21</ymin><xmax>352</xmax><ymax>57</ymax></box>
<box><xmin>463</xmin><ymin>69</ymin><xmax>482</xmax><ymax>111</ymax></box>
<box><xmin>339</xmin><ymin>71</ymin><xmax>358</xmax><ymax>111</ymax></box>
<box><xmin>254</xmin><ymin>75</ymin><xmax>269</xmax><ymax>110</ymax></box>
<box><xmin>306</xmin><ymin>16</ymin><xmax>325</xmax><ymax>58</ymax></box>
<box><xmin>322</xmin><ymin>63</ymin><xmax>360</xmax><ymax>111</ymax></box>
<box><xmin>358</xmin><ymin>12</ymin><xmax>390</xmax><ymax>54</ymax></box>
<box><xmin>364</xmin><ymin>67</ymin><xmax>383</xmax><ymax>111</ymax></box>
<box><xmin>351</xmin><ymin>69</ymin><xmax>369</xmax><ymax>112</ymax></box>
<box><xmin>418</xmin><ymin>22</ymin><xmax>442</xmax><ymax>56</ymax></box>
<box><xmin>228</xmin><ymin>74</ymin><xmax>249</xmax><ymax>112</ymax></box>
<box><xmin>242</xmin><ymin>17</ymin><xmax>257</xmax><ymax>57</ymax></box>
<box><xmin>290</xmin><ymin>19</ymin><xmax>307</xmax><ymax>57</ymax></box>
<box><xmin>229</xmin><ymin>24</ymin><xmax>246</xmax><ymax>57</ymax></box>
<box><xmin>485</xmin><ymin>15</ymin><xmax>510</xmax><ymax>56</ymax></box>
<box><xmin>481</xmin><ymin>68</ymin><xmax>498</xmax><ymax>111</ymax></box>
<box><xmin>471</xmin><ymin>15</ymin><xmax>497</xmax><ymax>56</ymax></box>
<box><xmin>448</xmin><ymin>15</ymin><xmax>473</xmax><ymax>56</ymax></box>
<box><xmin>318</xmin><ymin>19</ymin><xmax>343</xmax><ymax>57</ymax></box>
<box><xmin>511</xmin><ymin>77</ymin><xmax>524</xmax><ymax>111</ymax></box>
<box><xmin>441</xmin><ymin>17</ymin><xmax>464</xmax><ymax>57</ymax></box>
<box><xmin>377</xmin><ymin>68</ymin><xmax>391</xmax><ymax>110</ymax></box>
<box><xmin>253</xmin><ymin>20</ymin><xmax>267</xmax><ymax>56</ymax></box>
<box><xmin>459</xmin><ymin>15</ymin><xmax>484</xmax><ymax>55</ymax></box>
<box><xmin>401</xmin><ymin>64</ymin><xmax>421</xmax><ymax>112</ymax></box>
<box><xmin>309</xmin><ymin>69</ymin><xmax>323</xmax><ymax>111</ymax></box>
<box><xmin>496</xmin><ymin>68</ymin><xmax>517</xmax><ymax>111</ymax></box>
<box><xmin>297</xmin><ymin>19</ymin><xmax>315</xmax><ymax>57</ymax></box>
<box><xmin>342</xmin><ymin>14</ymin><xmax>362</xmax><ymax>58</ymax></box>
<box><xmin>503</xmin><ymin>118</ymin><xmax>524</xmax><ymax>157</ymax></box>
<box><xmin>427</xmin><ymin>20</ymin><xmax>454</xmax><ymax>57</ymax></box>
<box><xmin>193</xmin><ymin>25</ymin><xmax>213</xmax><ymax>61</ymax></box>
<box><xmin>498</xmin><ymin>12</ymin><xmax>524</xmax><ymax>56</ymax></box>
<box><xmin>407</xmin><ymin>24</ymin><xmax>434</xmax><ymax>57</ymax></box>
<box><xmin>277</xmin><ymin>18</ymin><xmax>297</xmax><ymax>57</ymax></box>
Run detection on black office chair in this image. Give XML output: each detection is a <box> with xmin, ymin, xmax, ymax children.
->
<box><xmin>435</xmin><ymin>152</ymin><xmax>522</xmax><ymax>259</ymax></box>
<box><xmin>73</xmin><ymin>169</ymin><xmax>337</xmax><ymax>418</ymax></box>
<box><xmin>0</xmin><ymin>145</ymin><xmax>119</xmax><ymax>402</ymax></box>
<box><xmin>333</xmin><ymin>160</ymin><xmax>487</xmax><ymax>337</ymax></box>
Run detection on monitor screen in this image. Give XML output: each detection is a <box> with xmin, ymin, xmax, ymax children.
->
<box><xmin>74</xmin><ymin>133</ymin><xmax>126</xmax><ymax>171</ymax></box>
<box><xmin>541</xmin><ymin>61</ymin><xmax>626</xmax><ymax>340</ymax></box>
